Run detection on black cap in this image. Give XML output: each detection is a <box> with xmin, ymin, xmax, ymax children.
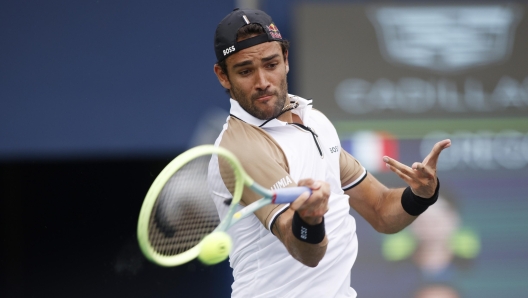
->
<box><xmin>214</xmin><ymin>8</ymin><xmax>283</xmax><ymax>62</ymax></box>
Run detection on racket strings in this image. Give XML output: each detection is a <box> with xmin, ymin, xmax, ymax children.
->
<box><xmin>148</xmin><ymin>154</ymin><xmax>236</xmax><ymax>256</ymax></box>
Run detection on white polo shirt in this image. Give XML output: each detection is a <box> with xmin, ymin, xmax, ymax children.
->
<box><xmin>209</xmin><ymin>94</ymin><xmax>366</xmax><ymax>298</ymax></box>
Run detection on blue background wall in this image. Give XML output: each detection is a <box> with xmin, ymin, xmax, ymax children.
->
<box><xmin>1</xmin><ymin>0</ymin><xmax>235</xmax><ymax>159</ymax></box>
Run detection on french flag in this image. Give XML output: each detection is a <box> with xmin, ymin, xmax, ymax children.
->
<box><xmin>341</xmin><ymin>131</ymin><xmax>399</xmax><ymax>173</ymax></box>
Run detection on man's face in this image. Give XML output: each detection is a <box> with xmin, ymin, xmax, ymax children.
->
<box><xmin>215</xmin><ymin>41</ymin><xmax>289</xmax><ymax>120</ymax></box>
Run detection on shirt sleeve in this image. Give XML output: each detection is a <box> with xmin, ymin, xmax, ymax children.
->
<box><xmin>219</xmin><ymin>117</ymin><xmax>296</xmax><ymax>229</ymax></box>
<box><xmin>340</xmin><ymin>148</ymin><xmax>367</xmax><ymax>191</ymax></box>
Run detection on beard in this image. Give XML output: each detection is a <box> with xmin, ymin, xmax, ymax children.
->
<box><xmin>230</xmin><ymin>76</ymin><xmax>288</xmax><ymax>120</ymax></box>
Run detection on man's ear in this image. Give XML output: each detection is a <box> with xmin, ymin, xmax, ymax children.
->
<box><xmin>214</xmin><ymin>64</ymin><xmax>231</xmax><ymax>90</ymax></box>
<box><xmin>284</xmin><ymin>50</ymin><xmax>289</xmax><ymax>74</ymax></box>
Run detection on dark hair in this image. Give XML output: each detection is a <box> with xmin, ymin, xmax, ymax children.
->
<box><xmin>217</xmin><ymin>23</ymin><xmax>290</xmax><ymax>77</ymax></box>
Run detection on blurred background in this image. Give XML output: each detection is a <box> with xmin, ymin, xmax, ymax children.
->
<box><xmin>1</xmin><ymin>0</ymin><xmax>527</xmax><ymax>297</ymax></box>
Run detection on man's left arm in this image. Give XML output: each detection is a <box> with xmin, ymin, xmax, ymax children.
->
<box><xmin>344</xmin><ymin>139</ymin><xmax>451</xmax><ymax>234</ymax></box>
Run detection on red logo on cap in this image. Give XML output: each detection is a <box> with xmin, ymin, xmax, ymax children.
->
<box><xmin>267</xmin><ymin>23</ymin><xmax>282</xmax><ymax>39</ymax></box>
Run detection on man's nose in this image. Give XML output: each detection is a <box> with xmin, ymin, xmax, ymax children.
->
<box><xmin>254</xmin><ymin>68</ymin><xmax>270</xmax><ymax>91</ymax></box>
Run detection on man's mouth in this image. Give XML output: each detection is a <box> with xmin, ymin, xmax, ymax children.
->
<box><xmin>254</xmin><ymin>93</ymin><xmax>275</xmax><ymax>102</ymax></box>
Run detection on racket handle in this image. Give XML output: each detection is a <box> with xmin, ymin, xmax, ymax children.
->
<box><xmin>272</xmin><ymin>186</ymin><xmax>312</xmax><ymax>204</ymax></box>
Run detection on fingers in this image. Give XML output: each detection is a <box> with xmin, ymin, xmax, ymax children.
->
<box><xmin>385</xmin><ymin>138</ymin><xmax>451</xmax><ymax>177</ymax></box>
<box><xmin>424</xmin><ymin>139</ymin><xmax>451</xmax><ymax>167</ymax></box>
<box><xmin>289</xmin><ymin>191</ymin><xmax>311</xmax><ymax>211</ymax></box>
<box><xmin>297</xmin><ymin>178</ymin><xmax>314</xmax><ymax>186</ymax></box>
<box><xmin>383</xmin><ymin>156</ymin><xmax>413</xmax><ymax>179</ymax></box>
<box><xmin>385</xmin><ymin>161</ymin><xmax>413</xmax><ymax>185</ymax></box>
<box><xmin>384</xmin><ymin>156</ymin><xmax>434</xmax><ymax>189</ymax></box>
<box><xmin>290</xmin><ymin>180</ymin><xmax>330</xmax><ymax>225</ymax></box>
<box><xmin>412</xmin><ymin>162</ymin><xmax>434</xmax><ymax>179</ymax></box>
<box><xmin>383</xmin><ymin>139</ymin><xmax>451</xmax><ymax>198</ymax></box>
<box><xmin>290</xmin><ymin>179</ymin><xmax>327</xmax><ymax>211</ymax></box>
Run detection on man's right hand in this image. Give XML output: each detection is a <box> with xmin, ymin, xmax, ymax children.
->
<box><xmin>289</xmin><ymin>179</ymin><xmax>330</xmax><ymax>225</ymax></box>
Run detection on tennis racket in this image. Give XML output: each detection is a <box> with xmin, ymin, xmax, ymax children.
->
<box><xmin>137</xmin><ymin>145</ymin><xmax>311</xmax><ymax>267</ymax></box>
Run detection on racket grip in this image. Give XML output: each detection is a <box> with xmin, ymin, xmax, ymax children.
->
<box><xmin>272</xmin><ymin>186</ymin><xmax>312</xmax><ymax>204</ymax></box>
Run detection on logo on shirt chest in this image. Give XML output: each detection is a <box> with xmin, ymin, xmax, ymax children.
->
<box><xmin>329</xmin><ymin>146</ymin><xmax>339</xmax><ymax>153</ymax></box>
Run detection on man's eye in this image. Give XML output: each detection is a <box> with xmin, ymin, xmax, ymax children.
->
<box><xmin>239</xmin><ymin>69</ymin><xmax>251</xmax><ymax>75</ymax></box>
<box><xmin>267</xmin><ymin>63</ymin><xmax>278</xmax><ymax>68</ymax></box>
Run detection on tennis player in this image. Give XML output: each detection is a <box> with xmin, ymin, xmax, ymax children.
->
<box><xmin>209</xmin><ymin>8</ymin><xmax>451</xmax><ymax>297</ymax></box>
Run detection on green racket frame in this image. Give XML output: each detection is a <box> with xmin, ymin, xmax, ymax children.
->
<box><xmin>138</xmin><ymin>145</ymin><xmax>251</xmax><ymax>266</ymax></box>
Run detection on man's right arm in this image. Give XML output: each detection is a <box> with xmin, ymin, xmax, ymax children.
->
<box><xmin>271</xmin><ymin>179</ymin><xmax>330</xmax><ymax>267</ymax></box>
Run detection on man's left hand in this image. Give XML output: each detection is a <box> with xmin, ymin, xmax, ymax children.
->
<box><xmin>383</xmin><ymin>139</ymin><xmax>451</xmax><ymax>198</ymax></box>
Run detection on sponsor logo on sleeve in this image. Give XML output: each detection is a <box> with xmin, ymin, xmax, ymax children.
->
<box><xmin>271</xmin><ymin>176</ymin><xmax>293</xmax><ymax>190</ymax></box>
